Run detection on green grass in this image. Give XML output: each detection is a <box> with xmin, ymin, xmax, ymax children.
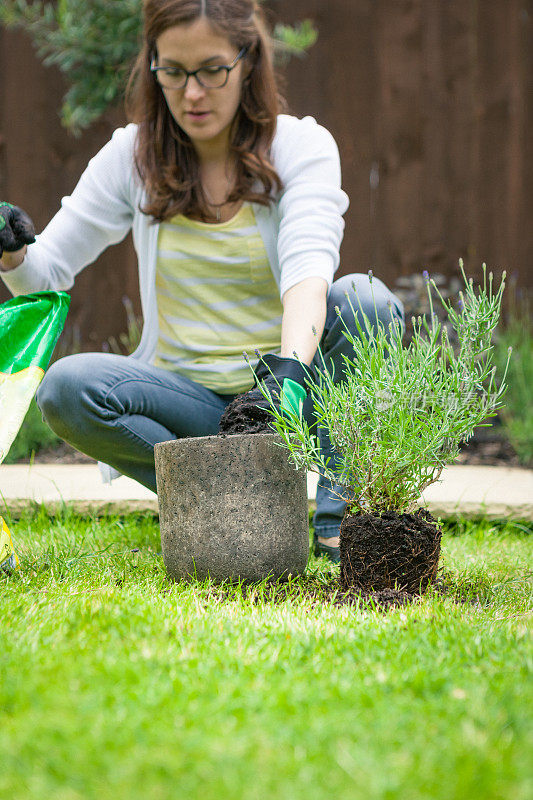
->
<box><xmin>494</xmin><ymin>286</ymin><xmax>533</xmax><ymax>466</ymax></box>
<box><xmin>1</xmin><ymin>509</ymin><xmax>531</xmax><ymax>800</ymax></box>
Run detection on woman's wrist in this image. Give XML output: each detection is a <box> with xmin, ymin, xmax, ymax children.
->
<box><xmin>0</xmin><ymin>246</ymin><xmax>27</xmax><ymax>271</ymax></box>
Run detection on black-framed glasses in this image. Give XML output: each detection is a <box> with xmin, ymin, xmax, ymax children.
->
<box><xmin>150</xmin><ymin>47</ymin><xmax>248</xmax><ymax>90</ymax></box>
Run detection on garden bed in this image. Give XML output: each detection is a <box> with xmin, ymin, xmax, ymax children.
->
<box><xmin>11</xmin><ymin>422</ymin><xmax>531</xmax><ymax>469</ymax></box>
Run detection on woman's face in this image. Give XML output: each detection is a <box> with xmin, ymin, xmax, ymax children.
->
<box><xmin>155</xmin><ymin>18</ymin><xmax>247</xmax><ymax>158</ymax></box>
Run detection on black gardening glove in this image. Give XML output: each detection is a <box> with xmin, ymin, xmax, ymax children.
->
<box><xmin>218</xmin><ymin>353</ymin><xmax>317</xmax><ymax>435</ymax></box>
<box><xmin>0</xmin><ymin>202</ymin><xmax>36</xmax><ymax>259</ymax></box>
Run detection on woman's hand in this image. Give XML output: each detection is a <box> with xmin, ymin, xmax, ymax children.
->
<box><xmin>246</xmin><ymin>353</ymin><xmax>316</xmax><ymax>428</ymax></box>
<box><xmin>0</xmin><ymin>202</ymin><xmax>35</xmax><ymax>269</ymax></box>
<box><xmin>218</xmin><ymin>353</ymin><xmax>317</xmax><ymax>435</ymax></box>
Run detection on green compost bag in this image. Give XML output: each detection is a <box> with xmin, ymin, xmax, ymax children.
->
<box><xmin>1</xmin><ymin>515</ymin><xmax>19</xmax><ymax>573</ymax></box>
<box><xmin>0</xmin><ymin>291</ymin><xmax>70</xmax><ymax>464</ymax></box>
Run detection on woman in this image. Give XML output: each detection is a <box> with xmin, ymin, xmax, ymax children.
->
<box><xmin>0</xmin><ymin>0</ymin><xmax>404</xmax><ymax>562</ymax></box>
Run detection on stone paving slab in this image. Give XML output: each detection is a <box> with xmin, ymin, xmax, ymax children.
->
<box><xmin>1</xmin><ymin>464</ymin><xmax>159</xmax><ymax>517</ymax></box>
<box><xmin>1</xmin><ymin>463</ymin><xmax>532</xmax><ymax>521</ymax></box>
<box><xmin>419</xmin><ymin>465</ymin><xmax>532</xmax><ymax>521</ymax></box>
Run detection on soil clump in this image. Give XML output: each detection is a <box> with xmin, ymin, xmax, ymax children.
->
<box><xmin>340</xmin><ymin>508</ymin><xmax>441</xmax><ymax>594</ymax></box>
<box><xmin>217</xmin><ymin>393</ymin><xmax>273</xmax><ymax>435</ymax></box>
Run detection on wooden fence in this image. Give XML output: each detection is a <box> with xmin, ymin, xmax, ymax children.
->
<box><xmin>1</xmin><ymin>0</ymin><xmax>531</xmax><ymax>350</ymax></box>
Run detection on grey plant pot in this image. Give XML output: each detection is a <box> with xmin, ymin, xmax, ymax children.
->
<box><xmin>155</xmin><ymin>433</ymin><xmax>309</xmax><ymax>583</ymax></box>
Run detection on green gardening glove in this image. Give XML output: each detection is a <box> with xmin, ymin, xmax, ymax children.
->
<box><xmin>251</xmin><ymin>353</ymin><xmax>309</xmax><ymax>416</ymax></box>
<box><xmin>218</xmin><ymin>353</ymin><xmax>317</xmax><ymax>435</ymax></box>
<box><xmin>0</xmin><ymin>202</ymin><xmax>36</xmax><ymax>259</ymax></box>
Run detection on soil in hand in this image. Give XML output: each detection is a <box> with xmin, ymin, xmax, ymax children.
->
<box><xmin>340</xmin><ymin>508</ymin><xmax>441</xmax><ymax>594</ymax></box>
<box><xmin>218</xmin><ymin>393</ymin><xmax>275</xmax><ymax>435</ymax></box>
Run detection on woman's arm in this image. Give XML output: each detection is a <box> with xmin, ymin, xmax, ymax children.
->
<box><xmin>281</xmin><ymin>276</ymin><xmax>328</xmax><ymax>365</ymax></box>
<box><xmin>272</xmin><ymin>116</ymin><xmax>349</xmax><ymax>301</ymax></box>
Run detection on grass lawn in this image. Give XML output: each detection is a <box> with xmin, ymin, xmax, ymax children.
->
<box><xmin>1</xmin><ymin>508</ymin><xmax>531</xmax><ymax>800</ymax></box>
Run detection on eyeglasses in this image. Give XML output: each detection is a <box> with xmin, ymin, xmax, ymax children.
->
<box><xmin>150</xmin><ymin>47</ymin><xmax>248</xmax><ymax>90</ymax></box>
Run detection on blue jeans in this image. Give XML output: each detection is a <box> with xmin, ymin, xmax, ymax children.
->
<box><xmin>36</xmin><ymin>273</ymin><xmax>404</xmax><ymax>541</ymax></box>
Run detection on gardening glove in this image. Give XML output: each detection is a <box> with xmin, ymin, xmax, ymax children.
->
<box><xmin>251</xmin><ymin>353</ymin><xmax>316</xmax><ymax>424</ymax></box>
<box><xmin>0</xmin><ymin>202</ymin><xmax>36</xmax><ymax>259</ymax></box>
<box><xmin>218</xmin><ymin>353</ymin><xmax>316</xmax><ymax>435</ymax></box>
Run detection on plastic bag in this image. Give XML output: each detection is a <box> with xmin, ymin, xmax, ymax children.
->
<box><xmin>0</xmin><ymin>515</ymin><xmax>18</xmax><ymax>573</ymax></box>
<box><xmin>0</xmin><ymin>291</ymin><xmax>70</xmax><ymax>464</ymax></box>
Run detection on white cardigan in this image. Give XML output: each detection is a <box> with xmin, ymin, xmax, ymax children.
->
<box><xmin>1</xmin><ymin>113</ymin><xmax>349</xmax><ymax>481</ymax></box>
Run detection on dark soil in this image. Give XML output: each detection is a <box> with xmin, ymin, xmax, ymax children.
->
<box><xmin>454</xmin><ymin>416</ymin><xmax>531</xmax><ymax>468</ymax></box>
<box><xmin>12</xmin><ymin>396</ymin><xmax>530</xmax><ymax>468</ymax></box>
<box><xmin>14</xmin><ymin>440</ymin><xmax>95</xmax><ymax>465</ymax></box>
<box><xmin>217</xmin><ymin>392</ymin><xmax>274</xmax><ymax>435</ymax></box>
<box><xmin>163</xmin><ymin>577</ymin><xmax>441</xmax><ymax>613</ymax></box>
<box><xmin>453</xmin><ymin>434</ymin><xmax>526</xmax><ymax>467</ymax></box>
<box><xmin>340</xmin><ymin>508</ymin><xmax>442</xmax><ymax>594</ymax></box>
<box><xmin>24</xmin><ymin>431</ymin><xmax>525</xmax><ymax>467</ymax></box>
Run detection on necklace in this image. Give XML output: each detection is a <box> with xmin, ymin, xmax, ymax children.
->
<box><xmin>205</xmin><ymin>197</ymin><xmax>223</xmax><ymax>221</ymax></box>
<box><xmin>203</xmin><ymin>185</ymin><xmax>226</xmax><ymax>222</ymax></box>
<box><xmin>202</xmin><ymin>165</ymin><xmax>236</xmax><ymax>222</ymax></box>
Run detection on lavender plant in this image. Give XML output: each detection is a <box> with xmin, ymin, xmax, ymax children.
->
<box><xmin>251</xmin><ymin>262</ymin><xmax>511</xmax><ymax>516</ymax></box>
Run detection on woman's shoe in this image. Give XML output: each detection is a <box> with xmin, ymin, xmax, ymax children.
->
<box><xmin>313</xmin><ymin>531</ymin><xmax>340</xmax><ymax>564</ymax></box>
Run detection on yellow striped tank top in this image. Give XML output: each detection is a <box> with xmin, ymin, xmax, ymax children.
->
<box><xmin>154</xmin><ymin>202</ymin><xmax>283</xmax><ymax>394</ymax></box>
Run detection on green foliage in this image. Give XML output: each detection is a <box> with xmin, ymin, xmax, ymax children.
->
<box><xmin>1</xmin><ymin>0</ymin><xmax>142</xmax><ymax>133</ymax></box>
<box><xmin>0</xmin><ymin>0</ymin><xmax>317</xmax><ymax>134</ymax></box>
<box><xmin>493</xmin><ymin>287</ymin><xmax>533</xmax><ymax>465</ymax></box>
<box><xmin>273</xmin><ymin>19</ymin><xmax>318</xmax><ymax>63</ymax></box>
<box><xmin>256</xmin><ymin>262</ymin><xmax>511</xmax><ymax>515</ymax></box>
<box><xmin>3</xmin><ymin>397</ymin><xmax>61</xmax><ymax>463</ymax></box>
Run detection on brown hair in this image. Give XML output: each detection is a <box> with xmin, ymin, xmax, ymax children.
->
<box><xmin>125</xmin><ymin>0</ymin><xmax>285</xmax><ymax>222</ymax></box>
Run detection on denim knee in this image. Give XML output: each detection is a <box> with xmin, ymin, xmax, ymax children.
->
<box><xmin>36</xmin><ymin>355</ymin><xmax>87</xmax><ymax>438</ymax></box>
<box><xmin>313</xmin><ymin>273</ymin><xmax>404</xmax><ymax>381</ymax></box>
<box><xmin>329</xmin><ymin>272</ymin><xmax>404</xmax><ymax>331</ymax></box>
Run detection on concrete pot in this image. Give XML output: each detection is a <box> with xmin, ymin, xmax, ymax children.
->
<box><xmin>155</xmin><ymin>433</ymin><xmax>309</xmax><ymax>583</ymax></box>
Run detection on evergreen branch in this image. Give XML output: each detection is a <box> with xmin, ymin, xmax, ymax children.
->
<box><xmin>0</xmin><ymin>0</ymin><xmax>317</xmax><ymax>134</ymax></box>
